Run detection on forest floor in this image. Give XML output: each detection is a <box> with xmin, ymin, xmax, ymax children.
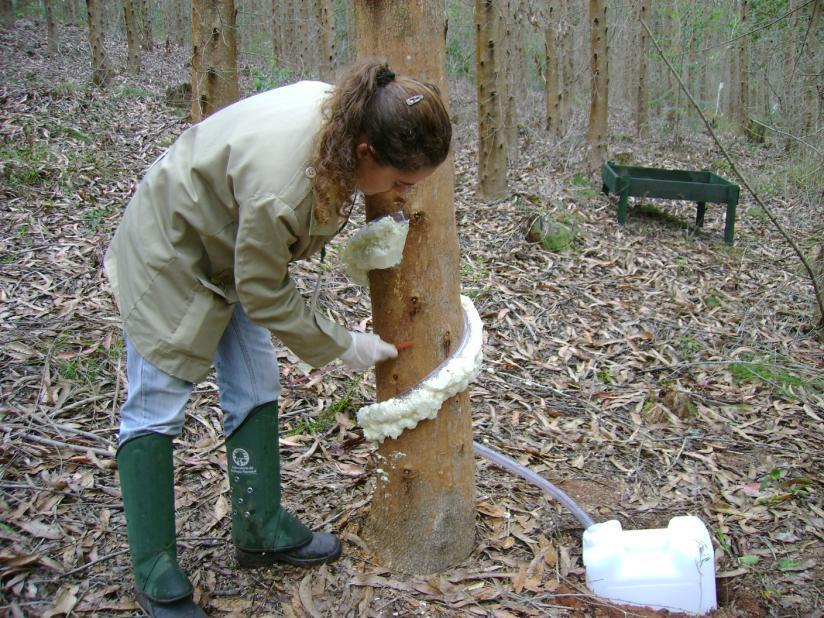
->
<box><xmin>1</xmin><ymin>18</ymin><xmax>823</xmax><ymax>618</ymax></box>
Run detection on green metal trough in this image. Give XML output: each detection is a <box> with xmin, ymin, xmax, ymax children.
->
<box><xmin>601</xmin><ymin>161</ymin><xmax>740</xmax><ymax>245</ymax></box>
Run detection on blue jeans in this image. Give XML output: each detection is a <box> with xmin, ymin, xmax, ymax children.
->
<box><xmin>119</xmin><ymin>303</ymin><xmax>281</xmax><ymax>444</ymax></box>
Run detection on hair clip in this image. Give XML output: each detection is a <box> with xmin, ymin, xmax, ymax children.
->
<box><xmin>405</xmin><ymin>94</ymin><xmax>424</xmax><ymax>106</ymax></box>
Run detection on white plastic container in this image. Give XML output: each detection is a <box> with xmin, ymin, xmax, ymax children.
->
<box><xmin>582</xmin><ymin>516</ymin><xmax>717</xmax><ymax>615</ymax></box>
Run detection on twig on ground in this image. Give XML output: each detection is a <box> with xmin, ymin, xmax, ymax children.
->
<box><xmin>0</xmin><ymin>423</ymin><xmax>115</xmax><ymax>458</ymax></box>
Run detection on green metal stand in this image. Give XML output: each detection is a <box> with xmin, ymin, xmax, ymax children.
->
<box><xmin>601</xmin><ymin>161</ymin><xmax>740</xmax><ymax>245</ymax></box>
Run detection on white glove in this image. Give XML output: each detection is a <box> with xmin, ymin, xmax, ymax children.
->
<box><xmin>340</xmin><ymin>332</ymin><xmax>398</xmax><ymax>371</ymax></box>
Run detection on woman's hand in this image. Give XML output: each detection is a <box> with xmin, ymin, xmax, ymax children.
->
<box><xmin>340</xmin><ymin>332</ymin><xmax>398</xmax><ymax>371</ymax></box>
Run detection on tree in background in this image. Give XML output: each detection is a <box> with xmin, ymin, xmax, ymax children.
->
<box><xmin>558</xmin><ymin>0</ymin><xmax>574</xmax><ymax>134</ymax></box>
<box><xmin>736</xmin><ymin>0</ymin><xmax>750</xmax><ymax>134</ymax></box>
<box><xmin>1</xmin><ymin>0</ymin><xmax>13</xmax><ymax>29</ymax></box>
<box><xmin>799</xmin><ymin>0</ymin><xmax>821</xmax><ymax>140</ymax></box>
<box><xmin>636</xmin><ymin>0</ymin><xmax>649</xmax><ymax>136</ymax></box>
<box><xmin>191</xmin><ymin>0</ymin><xmax>239</xmax><ymax>121</ymax></box>
<box><xmin>475</xmin><ymin>0</ymin><xmax>509</xmax><ymax>199</ymax></box>
<box><xmin>316</xmin><ymin>0</ymin><xmax>336</xmax><ymax>81</ymax></box>
<box><xmin>585</xmin><ymin>0</ymin><xmax>608</xmax><ymax>173</ymax></box>
<box><xmin>44</xmin><ymin>0</ymin><xmax>57</xmax><ymax>54</ymax></box>
<box><xmin>354</xmin><ymin>0</ymin><xmax>476</xmax><ymax>575</ymax></box>
<box><xmin>542</xmin><ymin>3</ymin><xmax>562</xmax><ymax>138</ymax></box>
<box><xmin>138</xmin><ymin>0</ymin><xmax>153</xmax><ymax>51</ymax></box>
<box><xmin>122</xmin><ymin>0</ymin><xmax>141</xmax><ymax>74</ymax></box>
<box><xmin>85</xmin><ymin>0</ymin><xmax>111</xmax><ymax>87</ymax></box>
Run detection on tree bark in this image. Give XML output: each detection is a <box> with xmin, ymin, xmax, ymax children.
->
<box><xmin>475</xmin><ymin>0</ymin><xmax>509</xmax><ymax>199</ymax></box>
<box><xmin>504</xmin><ymin>0</ymin><xmax>519</xmax><ymax>165</ymax></box>
<box><xmin>736</xmin><ymin>0</ymin><xmax>749</xmax><ymax>133</ymax></box>
<box><xmin>544</xmin><ymin>4</ymin><xmax>561</xmax><ymax>136</ymax></box>
<box><xmin>296</xmin><ymin>1</ymin><xmax>314</xmax><ymax>76</ymax></box>
<box><xmin>86</xmin><ymin>0</ymin><xmax>111</xmax><ymax>87</ymax></box>
<box><xmin>45</xmin><ymin>0</ymin><xmax>58</xmax><ymax>54</ymax></box>
<box><xmin>636</xmin><ymin>0</ymin><xmax>649</xmax><ymax>136</ymax></box>
<box><xmin>1</xmin><ymin>0</ymin><xmax>13</xmax><ymax>30</ymax></box>
<box><xmin>585</xmin><ymin>0</ymin><xmax>608</xmax><ymax>174</ymax></box>
<box><xmin>271</xmin><ymin>0</ymin><xmax>281</xmax><ymax>66</ymax></box>
<box><xmin>559</xmin><ymin>0</ymin><xmax>573</xmax><ymax>133</ymax></box>
<box><xmin>175</xmin><ymin>0</ymin><xmax>186</xmax><ymax>47</ymax></box>
<box><xmin>801</xmin><ymin>0</ymin><xmax>822</xmax><ymax>137</ymax></box>
<box><xmin>191</xmin><ymin>0</ymin><xmax>239</xmax><ymax>121</ymax></box>
<box><xmin>316</xmin><ymin>0</ymin><xmax>336</xmax><ymax>81</ymax></box>
<box><xmin>123</xmin><ymin>0</ymin><xmax>141</xmax><ymax>73</ymax></box>
<box><xmin>139</xmin><ymin>0</ymin><xmax>153</xmax><ymax>50</ymax></box>
<box><xmin>353</xmin><ymin>0</ymin><xmax>476</xmax><ymax>575</ymax></box>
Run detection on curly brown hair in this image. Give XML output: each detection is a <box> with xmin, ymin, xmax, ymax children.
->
<box><xmin>311</xmin><ymin>58</ymin><xmax>452</xmax><ymax>224</ymax></box>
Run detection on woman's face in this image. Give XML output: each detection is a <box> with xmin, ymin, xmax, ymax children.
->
<box><xmin>354</xmin><ymin>143</ymin><xmax>435</xmax><ymax>196</ymax></box>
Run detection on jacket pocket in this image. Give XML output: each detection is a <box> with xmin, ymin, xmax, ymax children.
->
<box><xmin>168</xmin><ymin>279</ymin><xmax>234</xmax><ymax>364</ymax></box>
<box><xmin>197</xmin><ymin>277</ymin><xmax>239</xmax><ymax>304</ymax></box>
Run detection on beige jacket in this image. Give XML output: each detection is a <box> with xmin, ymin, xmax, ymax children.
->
<box><xmin>105</xmin><ymin>81</ymin><xmax>351</xmax><ymax>383</ymax></box>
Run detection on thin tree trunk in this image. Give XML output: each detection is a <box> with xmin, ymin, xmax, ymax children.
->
<box><xmin>2</xmin><ymin>0</ymin><xmax>15</xmax><ymax>29</ymax></box>
<box><xmin>86</xmin><ymin>0</ymin><xmax>111</xmax><ymax>87</ymax></box>
<box><xmin>123</xmin><ymin>0</ymin><xmax>140</xmax><ymax>73</ymax></box>
<box><xmin>296</xmin><ymin>1</ymin><xmax>313</xmax><ymax>75</ymax></box>
<box><xmin>271</xmin><ymin>0</ymin><xmax>281</xmax><ymax>65</ymax></box>
<box><xmin>316</xmin><ymin>0</ymin><xmax>336</xmax><ymax>81</ymax></box>
<box><xmin>140</xmin><ymin>0</ymin><xmax>153</xmax><ymax>50</ymax></box>
<box><xmin>585</xmin><ymin>0</ymin><xmax>608</xmax><ymax>173</ymax></box>
<box><xmin>191</xmin><ymin>0</ymin><xmax>239</xmax><ymax>121</ymax></box>
<box><xmin>353</xmin><ymin>0</ymin><xmax>476</xmax><ymax>575</ymax></box>
<box><xmin>475</xmin><ymin>0</ymin><xmax>509</xmax><ymax>199</ymax></box>
<box><xmin>504</xmin><ymin>0</ymin><xmax>519</xmax><ymax>165</ymax></box>
<box><xmin>636</xmin><ymin>0</ymin><xmax>649</xmax><ymax>136</ymax></box>
<box><xmin>737</xmin><ymin>0</ymin><xmax>749</xmax><ymax>132</ymax></box>
<box><xmin>801</xmin><ymin>0</ymin><xmax>822</xmax><ymax>137</ymax></box>
<box><xmin>544</xmin><ymin>5</ymin><xmax>561</xmax><ymax>136</ymax></box>
<box><xmin>176</xmin><ymin>0</ymin><xmax>185</xmax><ymax>47</ymax></box>
<box><xmin>559</xmin><ymin>0</ymin><xmax>573</xmax><ymax>132</ymax></box>
<box><xmin>45</xmin><ymin>0</ymin><xmax>58</xmax><ymax>54</ymax></box>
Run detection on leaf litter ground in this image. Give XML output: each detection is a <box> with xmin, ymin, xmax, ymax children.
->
<box><xmin>1</xmin><ymin>19</ymin><xmax>822</xmax><ymax>618</ymax></box>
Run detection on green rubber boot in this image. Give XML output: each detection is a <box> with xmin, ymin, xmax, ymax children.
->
<box><xmin>226</xmin><ymin>402</ymin><xmax>341</xmax><ymax>567</ymax></box>
<box><xmin>118</xmin><ymin>433</ymin><xmax>205</xmax><ymax>617</ymax></box>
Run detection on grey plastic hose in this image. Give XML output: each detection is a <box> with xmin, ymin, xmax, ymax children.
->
<box><xmin>473</xmin><ymin>441</ymin><xmax>596</xmax><ymax>529</ymax></box>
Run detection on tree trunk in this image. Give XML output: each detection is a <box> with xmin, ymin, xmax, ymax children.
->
<box><xmin>475</xmin><ymin>0</ymin><xmax>509</xmax><ymax>200</ymax></box>
<box><xmin>316</xmin><ymin>0</ymin><xmax>336</xmax><ymax>81</ymax></box>
<box><xmin>636</xmin><ymin>0</ymin><xmax>649</xmax><ymax>136</ymax></box>
<box><xmin>123</xmin><ymin>0</ymin><xmax>141</xmax><ymax>73</ymax></box>
<box><xmin>736</xmin><ymin>0</ymin><xmax>749</xmax><ymax>133</ymax></box>
<box><xmin>801</xmin><ymin>0</ymin><xmax>822</xmax><ymax>138</ymax></box>
<box><xmin>86</xmin><ymin>0</ymin><xmax>111</xmax><ymax>87</ymax></box>
<box><xmin>175</xmin><ymin>0</ymin><xmax>186</xmax><ymax>47</ymax></box>
<box><xmin>585</xmin><ymin>0</ymin><xmax>608</xmax><ymax>174</ymax></box>
<box><xmin>544</xmin><ymin>5</ymin><xmax>561</xmax><ymax>136</ymax></box>
<box><xmin>139</xmin><ymin>0</ymin><xmax>153</xmax><ymax>50</ymax></box>
<box><xmin>278</xmin><ymin>1</ymin><xmax>297</xmax><ymax>71</ymax></box>
<box><xmin>504</xmin><ymin>0</ymin><xmax>519</xmax><ymax>165</ymax></box>
<box><xmin>559</xmin><ymin>0</ymin><xmax>573</xmax><ymax>133</ymax></box>
<box><xmin>45</xmin><ymin>0</ymin><xmax>58</xmax><ymax>54</ymax></box>
<box><xmin>191</xmin><ymin>0</ymin><xmax>239</xmax><ymax>121</ymax></box>
<box><xmin>296</xmin><ymin>1</ymin><xmax>314</xmax><ymax>76</ymax></box>
<box><xmin>353</xmin><ymin>0</ymin><xmax>476</xmax><ymax>575</ymax></box>
<box><xmin>271</xmin><ymin>0</ymin><xmax>281</xmax><ymax>66</ymax></box>
<box><xmin>1</xmin><ymin>0</ymin><xmax>13</xmax><ymax>29</ymax></box>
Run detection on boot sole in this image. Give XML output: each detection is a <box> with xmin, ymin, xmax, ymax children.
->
<box><xmin>235</xmin><ymin>544</ymin><xmax>342</xmax><ymax>568</ymax></box>
<box><xmin>136</xmin><ymin>591</ymin><xmax>207</xmax><ymax>617</ymax></box>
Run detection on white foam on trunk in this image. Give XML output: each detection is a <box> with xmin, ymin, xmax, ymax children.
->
<box><xmin>342</xmin><ymin>216</ymin><xmax>409</xmax><ymax>286</ymax></box>
<box><xmin>357</xmin><ymin>295</ymin><xmax>484</xmax><ymax>442</ymax></box>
